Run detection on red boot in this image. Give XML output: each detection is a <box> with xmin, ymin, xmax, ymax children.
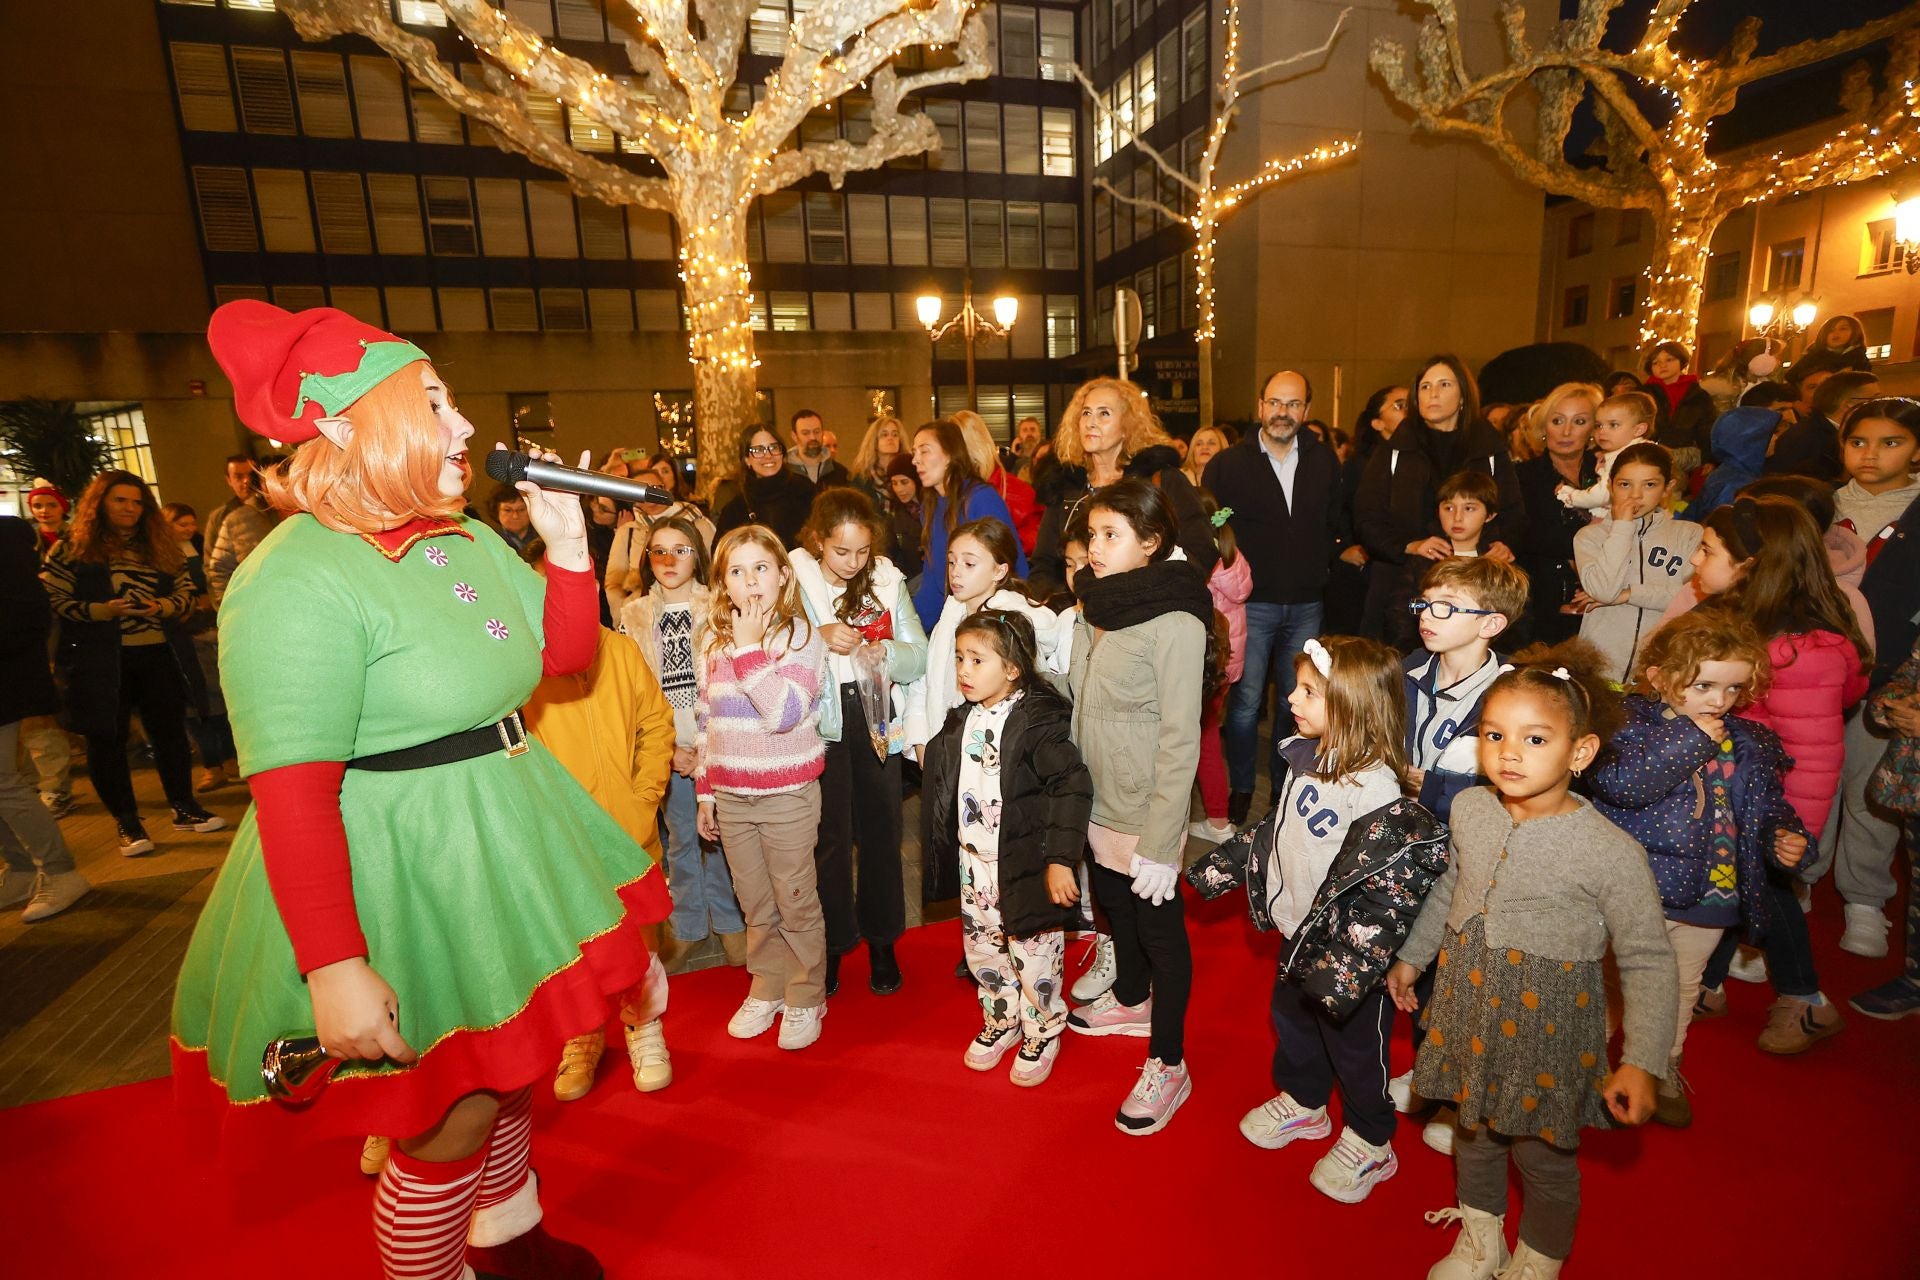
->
<box><xmin>468</xmin><ymin>1221</ymin><xmax>603</xmax><ymax>1280</ymax></box>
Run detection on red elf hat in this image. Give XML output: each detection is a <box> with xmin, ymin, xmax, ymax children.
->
<box><xmin>207</xmin><ymin>300</ymin><xmax>430</xmax><ymax>442</ymax></box>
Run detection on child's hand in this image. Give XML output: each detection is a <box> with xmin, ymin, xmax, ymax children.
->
<box><xmin>818</xmin><ymin>621</ymin><xmax>860</xmax><ymax>655</ymax></box>
<box><xmin>1386</xmin><ymin>961</ymin><xmax>1422</xmax><ymax>1014</ymax></box>
<box><xmin>1602</xmin><ymin>1062</ymin><xmax>1657</xmax><ymax>1125</ymax></box>
<box><xmin>732</xmin><ymin>599</ymin><xmax>770</xmax><ymax>647</ymax></box>
<box><xmin>1689</xmin><ymin>712</ymin><xmax>1727</xmax><ymax>744</ymax></box>
<box><xmin>695</xmin><ymin>800</ymin><xmax>720</xmax><ymax>843</ymax></box>
<box><xmin>1773</xmin><ymin>828</ymin><xmax>1808</xmax><ymax>869</ymax></box>
<box><xmin>671</xmin><ymin>744</ymin><xmax>697</xmax><ymax>776</ymax></box>
<box><xmin>1046</xmin><ymin>864</ymin><xmax>1080</xmax><ymax>907</ymax></box>
<box><xmin>1881</xmin><ymin>696</ymin><xmax>1920</xmax><ymax>736</ymax></box>
<box><xmin>1406</xmin><ymin>536</ymin><xmax>1452</xmax><ymax>561</ymax></box>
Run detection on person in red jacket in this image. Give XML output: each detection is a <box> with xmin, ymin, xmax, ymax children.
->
<box><xmin>1682</xmin><ymin>497</ymin><xmax>1872</xmax><ymax>1056</ymax></box>
<box><xmin>955</xmin><ymin>410</ymin><xmax>1042</xmax><ymax>554</ymax></box>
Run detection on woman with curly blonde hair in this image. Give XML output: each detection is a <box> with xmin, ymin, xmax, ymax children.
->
<box><xmin>1031</xmin><ymin>377</ymin><xmax>1215</xmax><ymax>594</ymax></box>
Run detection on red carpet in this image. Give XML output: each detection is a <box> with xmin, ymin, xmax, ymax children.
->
<box><xmin>5</xmin><ymin>892</ymin><xmax>1916</xmax><ymax>1277</ymax></box>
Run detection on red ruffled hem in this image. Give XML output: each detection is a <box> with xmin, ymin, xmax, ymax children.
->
<box><xmin>620</xmin><ymin>863</ymin><xmax>671</xmax><ymax>927</ymax></box>
<box><xmin>172</xmin><ymin>909</ymin><xmax>652</xmax><ymax>1145</ymax></box>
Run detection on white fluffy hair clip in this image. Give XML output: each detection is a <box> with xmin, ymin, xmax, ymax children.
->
<box><xmin>1303</xmin><ymin>638</ymin><xmax>1332</xmax><ymax>678</ymax></box>
<box><xmin>1497</xmin><ymin>662</ymin><xmax>1572</xmax><ymax>681</ymax></box>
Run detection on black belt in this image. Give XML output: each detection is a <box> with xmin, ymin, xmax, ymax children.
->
<box><xmin>346</xmin><ymin>711</ymin><xmax>530</xmax><ymax>772</ymax></box>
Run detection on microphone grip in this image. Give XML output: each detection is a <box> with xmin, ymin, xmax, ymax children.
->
<box><xmin>484</xmin><ymin>449</ymin><xmax>675</xmax><ymax>507</ymax></box>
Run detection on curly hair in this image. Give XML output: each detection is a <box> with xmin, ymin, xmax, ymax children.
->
<box><xmin>1051</xmin><ymin>377</ymin><xmax>1169</xmax><ymax>468</ymax></box>
<box><xmin>66</xmin><ymin>470</ymin><xmax>185</xmax><ymax>575</ymax></box>
<box><xmin>1484</xmin><ymin>637</ymin><xmax>1624</xmax><ymax>744</ymax></box>
<box><xmin>1634</xmin><ymin>610</ymin><xmax>1772</xmax><ymax>709</ymax></box>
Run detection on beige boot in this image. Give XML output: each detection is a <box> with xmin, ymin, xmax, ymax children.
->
<box><xmin>358</xmin><ymin>1135</ymin><xmax>391</xmax><ymax>1177</ymax></box>
<box><xmin>553</xmin><ymin>1028</ymin><xmax>605</xmax><ymax>1101</ymax></box>
<box><xmin>624</xmin><ymin>1018</ymin><xmax>672</xmax><ymax>1092</ymax></box>
<box><xmin>1425</xmin><ymin>1204</ymin><xmax>1511</xmax><ymax>1280</ymax></box>
<box><xmin>718</xmin><ymin>930</ymin><xmax>748</xmax><ymax>967</ymax></box>
<box><xmin>1498</xmin><ymin>1242</ymin><xmax>1564</xmax><ymax>1279</ymax></box>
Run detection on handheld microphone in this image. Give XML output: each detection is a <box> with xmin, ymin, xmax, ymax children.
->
<box><xmin>484</xmin><ymin>449</ymin><xmax>677</xmax><ymax>507</ymax></box>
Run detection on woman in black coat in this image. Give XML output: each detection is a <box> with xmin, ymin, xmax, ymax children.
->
<box><xmin>1352</xmin><ymin>355</ymin><xmax>1526</xmax><ymax>637</ymax></box>
<box><xmin>713</xmin><ymin>425</ymin><xmax>818</xmax><ymax>549</ymax></box>
<box><xmin>1515</xmin><ymin>381</ymin><xmax>1604</xmax><ymax>645</ymax></box>
<box><xmin>1329</xmin><ymin>384</ymin><xmax>1408</xmax><ymax>636</ymax></box>
<box><xmin>1642</xmin><ymin>340</ymin><xmax>1718</xmax><ymax>474</ymax></box>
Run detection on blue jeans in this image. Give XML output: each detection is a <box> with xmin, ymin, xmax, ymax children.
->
<box><xmin>1224</xmin><ymin>600</ymin><xmax>1324</xmax><ymax>795</ymax></box>
<box><xmin>663</xmin><ymin>770</ymin><xmax>745</xmax><ymax>940</ymax></box>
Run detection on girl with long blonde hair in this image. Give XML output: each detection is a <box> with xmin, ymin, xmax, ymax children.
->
<box><xmin>695</xmin><ymin>525</ymin><xmax>832</xmax><ymax>1049</ymax></box>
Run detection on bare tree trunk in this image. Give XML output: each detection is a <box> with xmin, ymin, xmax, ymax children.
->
<box><xmin>1637</xmin><ymin>211</ymin><xmax>1714</xmax><ymax>355</ymax></box>
<box><xmin>680</xmin><ymin>204</ymin><xmax>759</xmax><ymax>494</ymax></box>
<box><xmin>1197</xmin><ymin>335</ymin><xmax>1215</xmax><ymax>435</ymax></box>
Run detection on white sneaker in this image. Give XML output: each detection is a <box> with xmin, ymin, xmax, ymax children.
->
<box><xmin>1388</xmin><ymin>1069</ymin><xmax>1416</xmax><ymax>1113</ymax></box>
<box><xmin>1423</xmin><ymin>1108</ymin><xmax>1457</xmax><ymax>1154</ymax></box>
<box><xmin>1071</xmin><ymin>934</ymin><xmax>1117</xmax><ymax>1002</ymax></box>
<box><xmin>1726</xmin><ymin>946</ymin><xmax>1769</xmax><ymax>984</ymax></box>
<box><xmin>624</xmin><ymin>1019</ymin><xmax>672</xmax><ymax>1091</ymax></box>
<box><xmin>1309</xmin><ymin>1126</ymin><xmax>1399</xmax><ymax>1204</ymax></box>
<box><xmin>776</xmin><ymin>1003</ymin><xmax>825</xmax><ymax>1050</ymax></box>
<box><xmin>1187</xmin><ymin>819</ymin><xmax>1235</xmax><ymax>843</ymax></box>
<box><xmin>1237</xmin><ymin>1092</ymin><xmax>1332</xmax><ymax>1150</ymax></box>
<box><xmin>1839</xmin><ymin>903</ymin><xmax>1891</xmax><ymax>959</ymax></box>
<box><xmin>21</xmin><ymin>871</ymin><xmax>90</xmax><ymax>923</ymax></box>
<box><xmin>727</xmin><ymin>995</ymin><xmax>784</xmax><ymax>1039</ymax></box>
<box><xmin>0</xmin><ymin>869</ymin><xmax>35</xmax><ymax>909</ymax></box>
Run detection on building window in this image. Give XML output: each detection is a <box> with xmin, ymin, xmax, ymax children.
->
<box><xmin>812</xmin><ymin>292</ymin><xmax>852</xmax><ymax>330</ymax></box>
<box><xmin>1863</xmin><ymin>219</ymin><xmax>1900</xmax><ymax>275</ymax></box>
<box><xmin>847</xmin><ymin>194</ymin><xmax>888</xmax><ymax>265</ymax></box>
<box><xmin>761</xmin><ymin>191</ymin><xmax>804</xmax><ymax>262</ymax></box>
<box><xmin>1566</xmin><ymin>212</ymin><xmax>1594</xmax><ymax>258</ymax></box>
<box><xmin>170</xmin><ymin>42</ymin><xmax>236</xmax><ymax>132</ymax></box>
<box><xmin>1704</xmin><ymin>250</ymin><xmax>1742</xmax><ymax>302</ymax></box>
<box><xmin>1043</xmin><ymin>202</ymin><xmax>1078</xmax><ymax>270</ymax></box>
<box><xmin>1182</xmin><ymin>8</ymin><xmax>1209</xmax><ymax>102</ymax></box>
<box><xmin>1003</xmin><ymin>103</ymin><xmax>1040</xmax><ymax>175</ymax></box>
<box><xmin>1041</xmin><ymin>107</ymin><xmax>1075</xmax><ymax>177</ymax></box>
<box><xmin>853</xmin><ymin>292</ymin><xmax>893</xmax><ymax>331</ymax></box>
<box><xmin>475</xmin><ymin>178</ymin><xmax>530</xmax><ymax>257</ymax></box>
<box><xmin>1006</xmin><ymin>202</ymin><xmax>1042</xmax><ymax>269</ymax></box>
<box><xmin>526</xmin><ymin>182</ymin><xmax>578</xmax><ymax>257</ymax></box>
<box><xmin>290</xmin><ymin>52</ymin><xmax>354</xmax><ymax>138</ymax></box>
<box><xmin>192</xmin><ymin>165</ymin><xmax>259</xmax><ymax>252</ymax></box>
<box><xmin>930</xmin><ymin>197</ymin><xmax>968</xmax><ymax>266</ymax></box>
<box><xmin>438</xmin><ymin>287</ymin><xmax>489</xmax><ymax>331</ymax></box>
<box><xmin>1133</xmin><ymin>50</ymin><xmax>1157</xmax><ymax>132</ymax></box>
<box><xmin>1607</xmin><ymin>276</ymin><xmax>1636</xmax><ymax>321</ymax></box>
<box><xmin>423</xmin><ymin>176</ymin><xmax>478</xmax><ymax>256</ymax></box>
<box><xmin>926</xmin><ymin>100</ymin><xmax>962</xmax><ymax>170</ymax></box>
<box><xmin>1091</xmin><ymin>0</ymin><xmax>1109</xmax><ymax>65</ymax></box>
<box><xmin>888</xmin><ymin>195</ymin><xmax>928</xmax><ymax>266</ymax></box>
<box><xmin>587</xmin><ymin>288</ymin><xmax>633</xmax><ymax>331</ymax></box>
<box><xmin>79</xmin><ymin>404</ymin><xmax>156</xmax><ymax>486</ymax></box>
<box><xmin>253</xmin><ymin>169</ymin><xmax>316</xmax><ymax>253</ymax></box>
<box><xmin>540</xmin><ymin>289</ymin><xmax>589</xmax><ymax>331</ymax></box>
<box><xmin>386</xmin><ymin>286</ymin><xmax>438</xmax><ymax>330</ymax></box>
<box><xmin>1135</xmin><ymin>268</ymin><xmax>1156</xmax><ymax>339</ymax></box>
<box><xmin>969</xmin><ymin>200</ymin><xmax>1006</xmax><ymax>268</ymax></box>
<box><xmin>769</xmin><ymin>291</ymin><xmax>811</xmax><ymax>331</ymax></box>
<box><xmin>311</xmin><ymin>171</ymin><xmax>373</xmax><ymax>254</ymax></box>
<box><xmin>1858</xmin><ymin>306</ymin><xmax>1895</xmax><ymax>361</ymax></box>
<box><xmin>1156</xmin><ymin>31</ymin><xmax>1179</xmax><ymax>118</ymax></box>
<box><xmin>805</xmin><ymin>192</ymin><xmax>845</xmax><ymax>264</ymax></box>
<box><xmin>1767</xmin><ymin>237</ymin><xmax>1805</xmax><ymax>290</ymax></box>
<box><xmin>1038</xmin><ymin>8</ymin><xmax>1074</xmax><ymax>81</ymax></box>
<box><xmin>1562</xmin><ymin>284</ymin><xmax>1590</xmax><ymax>328</ymax></box>
<box><xmin>230</xmin><ymin>46</ymin><xmax>297</xmax><ymax>135</ymax></box>
<box><xmin>349</xmin><ymin>55</ymin><xmax>410</xmax><ymax>141</ymax></box>
<box><xmin>489</xmin><ymin>288</ymin><xmax>539</xmax><ymax>332</ymax></box>
<box><xmin>965</xmin><ymin>101</ymin><xmax>1002</xmax><ymax>172</ymax></box>
<box><xmin>999</xmin><ymin>6</ymin><xmax>1038</xmax><ymax>78</ymax></box>
<box><xmin>1615</xmin><ymin>210</ymin><xmax>1643</xmax><ymax>245</ymax></box>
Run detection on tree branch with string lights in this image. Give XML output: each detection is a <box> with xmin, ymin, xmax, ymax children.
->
<box><xmin>1074</xmin><ymin>3</ymin><xmax>1358</xmax><ymax>430</ymax></box>
<box><xmin>1370</xmin><ymin>0</ymin><xmax>1920</xmax><ymax>355</ymax></box>
<box><xmin>278</xmin><ymin>0</ymin><xmax>991</xmax><ymax>488</ymax></box>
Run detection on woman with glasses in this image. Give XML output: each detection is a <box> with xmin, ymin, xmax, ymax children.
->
<box><xmin>1353</xmin><ymin>354</ymin><xmax>1528</xmax><ymax>641</ymax></box>
<box><xmin>714</xmin><ymin>426</ymin><xmax>816</xmax><ymax>550</ymax></box>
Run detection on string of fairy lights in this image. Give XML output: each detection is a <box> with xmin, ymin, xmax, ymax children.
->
<box><xmin>1372</xmin><ymin>0</ymin><xmax>1920</xmax><ymax>353</ymax></box>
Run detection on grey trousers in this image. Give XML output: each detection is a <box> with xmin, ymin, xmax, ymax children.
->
<box><xmin>1820</xmin><ymin>709</ymin><xmax>1903</xmax><ymax>909</ymax></box>
<box><xmin>1455</xmin><ymin>1122</ymin><xmax>1581</xmax><ymax>1261</ymax></box>
<box><xmin>0</xmin><ymin>720</ymin><xmax>75</xmax><ymax>875</ymax></box>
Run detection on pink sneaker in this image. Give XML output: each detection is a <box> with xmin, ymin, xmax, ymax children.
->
<box><xmin>1115</xmin><ymin>1057</ymin><xmax>1191</xmax><ymax>1135</ymax></box>
<box><xmin>1066</xmin><ymin>990</ymin><xmax>1152</xmax><ymax>1038</ymax></box>
<box><xmin>1009</xmin><ymin>1035</ymin><xmax>1060</xmax><ymax>1087</ymax></box>
<box><xmin>963</xmin><ymin>1024</ymin><xmax>1020</xmax><ymax>1071</ymax></box>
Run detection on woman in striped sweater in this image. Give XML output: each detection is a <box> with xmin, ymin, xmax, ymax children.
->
<box><xmin>695</xmin><ymin>525</ymin><xmax>831</xmax><ymax>1050</ymax></box>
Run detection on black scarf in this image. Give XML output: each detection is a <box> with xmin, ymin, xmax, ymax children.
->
<box><xmin>1076</xmin><ymin>558</ymin><xmax>1214</xmax><ymax>632</ymax></box>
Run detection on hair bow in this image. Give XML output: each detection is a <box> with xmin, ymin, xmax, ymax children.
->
<box><xmin>1210</xmin><ymin>506</ymin><xmax>1234</xmax><ymax>529</ymax></box>
<box><xmin>1303</xmin><ymin>638</ymin><xmax>1332</xmax><ymax>678</ymax></box>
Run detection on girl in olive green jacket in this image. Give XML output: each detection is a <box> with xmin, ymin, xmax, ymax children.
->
<box><xmin>1064</xmin><ymin>478</ymin><xmax>1213</xmax><ymax>1137</ymax></box>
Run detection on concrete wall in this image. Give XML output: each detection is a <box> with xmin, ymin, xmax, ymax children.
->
<box><xmin>0</xmin><ymin>0</ymin><xmax>209</xmax><ymax>334</ymax></box>
<box><xmin>1210</xmin><ymin>0</ymin><xmax>1550</xmax><ymax>429</ymax></box>
<box><xmin>0</xmin><ymin>329</ymin><xmax>931</xmax><ymax>522</ymax></box>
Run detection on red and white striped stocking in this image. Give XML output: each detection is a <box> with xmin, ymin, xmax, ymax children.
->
<box><xmin>468</xmin><ymin>1086</ymin><xmax>541</xmax><ymax>1248</ymax></box>
<box><xmin>372</xmin><ymin>1145</ymin><xmax>485</xmax><ymax>1280</ymax></box>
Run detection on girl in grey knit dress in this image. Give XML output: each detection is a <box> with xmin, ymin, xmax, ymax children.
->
<box><xmin>1388</xmin><ymin>642</ymin><xmax>1677</xmax><ymax>1280</ymax></box>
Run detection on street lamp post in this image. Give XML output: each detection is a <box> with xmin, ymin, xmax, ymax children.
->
<box><xmin>916</xmin><ymin>275</ymin><xmax>1018</xmax><ymax>413</ymax></box>
<box><xmin>1746</xmin><ymin>291</ymin><xmax>1819</xmax><ymax>361</ymax></box>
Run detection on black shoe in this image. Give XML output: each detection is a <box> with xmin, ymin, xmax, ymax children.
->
<box><xmin>1228</xmin><ymin>792</ymin><xmax>1253</xmax><ymax>825</ymax></box>
<box><xmin>824</xmin><ymin>952</ymin><xmax>841</xmax><ymax>997</ymax></box>
<box><xmin>117</xmin><ymin>817</ymin><xmax>155</xmax><ymax>857</ymax></box>
<box><xmin>869</xmin><ymin>941</ymin><xmax>902</xmax><ymax>995</ymax></box>
<box><xmin>172</xmin><ymin>804</ymin><xmax>227</xmax><ymax>833</ymax></box>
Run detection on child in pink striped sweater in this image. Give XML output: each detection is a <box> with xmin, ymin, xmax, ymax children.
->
<box><xmin>695</xmin><ymin>526</ymin><xmax>831</xmax><ymax>1050</ymax></box>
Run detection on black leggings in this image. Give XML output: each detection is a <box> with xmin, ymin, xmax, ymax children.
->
<box><xmin>1092</xmin><ymin>861</ymin><xmax>1192</xmax><ymax>1064</ymax></box>
<box><xmin>85</xmin><ymin>644</ymin><xmax>196</xmax><ymax>821</ymax></box>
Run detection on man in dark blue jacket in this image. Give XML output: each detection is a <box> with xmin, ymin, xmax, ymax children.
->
<box><xmin>1204</xmin><ymin>369</ymin><xmax>1357</xmax><ymax>824</ymax></box>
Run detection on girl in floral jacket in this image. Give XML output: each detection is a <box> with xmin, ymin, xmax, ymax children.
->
<box><xmin>1185</xmin><ymin>636</ymin><xmax>1448</xmax><ymax>1206</ymax></box>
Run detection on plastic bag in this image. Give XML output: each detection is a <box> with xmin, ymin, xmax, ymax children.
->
<box><xmin>854</xmin><ymin>643</ymin><xmax>891</xmax><ymax>761</ymax></box>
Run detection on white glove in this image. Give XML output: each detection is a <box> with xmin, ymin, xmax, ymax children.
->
<box><xmin>1129</xmin><ymin>855</ymin><xmax>1180</xmax><ymax>906</ymax></box>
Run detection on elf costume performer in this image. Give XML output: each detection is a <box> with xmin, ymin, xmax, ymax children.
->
<box><xmin>171</xmin><ymin>300</ymin><xmax>657</xmax><ymax>1280</ymax></box>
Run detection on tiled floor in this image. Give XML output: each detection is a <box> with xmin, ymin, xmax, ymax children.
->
<box><xmin>0</xmin><ymin>736</ymin><xmax>1273</xmax><ymax>1109</ymax></box>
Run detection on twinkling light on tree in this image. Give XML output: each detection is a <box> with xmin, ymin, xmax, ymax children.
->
<box><xmin>280</xmin><ymin>0</ymin><xmax>990</xmax><ymax>487</ymax></box>
<box><xmin>1371</xmin><ymin>0</ymin><xmax>1920</xmax><ymax>355</ymax></box>
<box><xmin>1076</xmin><ymin>3</ymin><xmax>1357</xmax><ymax>431</ymax></box>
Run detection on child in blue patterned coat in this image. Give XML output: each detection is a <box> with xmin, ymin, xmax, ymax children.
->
<box><xmin>1587</xmin><ymin>610</ymin><xmax>1808</xmax><ymax>1126</ymax></box>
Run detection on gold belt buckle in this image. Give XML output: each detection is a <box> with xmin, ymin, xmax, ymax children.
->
<box><xmin>497</xmin><ymin>711</ymin><xmax>530</xmax><ymax>758</ymax></box>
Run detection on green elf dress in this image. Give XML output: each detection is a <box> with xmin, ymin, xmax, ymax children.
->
<box><xmin>170</xmin><ymin>510</ymin><xmax>655</xmax><ymax>1140</ymax></box>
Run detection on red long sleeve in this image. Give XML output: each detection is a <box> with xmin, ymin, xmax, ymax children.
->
<box><xmin>251</xmin><ymin>761</ymin><xmax>366</xmax><ymax>975</ymax></box>
<box><xmin>541</xmin><ymin>559</ymin><xmax>598</xmax><ymax>677</ymax></box>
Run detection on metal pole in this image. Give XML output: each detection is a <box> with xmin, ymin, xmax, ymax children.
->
<box><xmin>962</xmin><ymin>276</ymin><xmax>979</xmax><ymax>412</ymax></box>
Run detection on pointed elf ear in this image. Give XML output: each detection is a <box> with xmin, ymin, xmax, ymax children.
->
<box><xmin>313</xmin><ymin>416</ymin><xmax>354</xmax><ymax>450</ymax></box>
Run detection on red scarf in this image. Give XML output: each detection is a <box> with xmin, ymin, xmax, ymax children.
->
<box><xmin>1654</xmin><ymin>374</ymin><xmax>1698</xmax><ymax>413</ymax></box>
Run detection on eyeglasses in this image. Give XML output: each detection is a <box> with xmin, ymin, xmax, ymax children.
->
<box><xmin>1260</xmin><ymin>398</ymin><xmax>1307</xmax><ymax>413</ymax></box>
<box><xmin>744</xmin><ymin>443</ymin><xmax>783</xmax><ymax>457</ymax></box>
<box><xmin>648</xmin><ymin>546</ymin><xmax>696</xmax><ymax>559</ymax></box>
<box><xmin>1409</xmin><ymin>599</ymin><xmax>1498</xmax><ymax>620</ymax></box>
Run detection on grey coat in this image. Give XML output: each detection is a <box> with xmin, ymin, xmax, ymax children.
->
<box><xmin>1067</xmin><ymin>608</ymin><xmax>1206</xmax><ymax>867</ymax></box>
<box><xmin>1399</xmin><ymin>786</ymin><xmax>1679</xmax><ymax>1076</ymax></box>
